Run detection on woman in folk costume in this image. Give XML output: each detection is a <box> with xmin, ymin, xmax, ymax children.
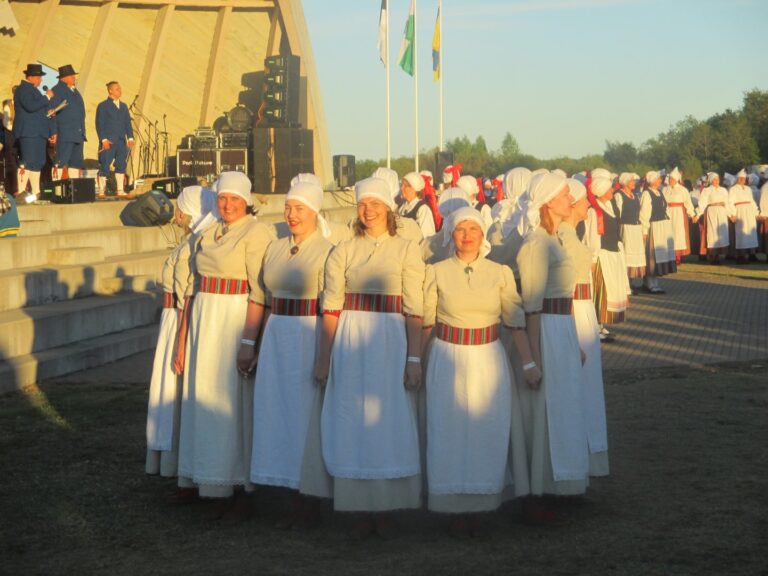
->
<box><xmin>516</xmin><ymin>172</ymin><xmax>589</xmax><ymax>523</ymax></box>
<box><xmin>557</xmin><ymin>179</ymin><xmax>609</xmax><ymax>477</ymax></box>
<box><xmin>419</xmin><ymin>170</ymin><xmax>443</xmax><ymax>231</ymax></box>
<box><xmin>663</xmin><ymin>167</ymin><xmax>696</xmax><ymax>265</ymax></box>
<box><xmin>584</xmin><ymin>176</ymin><xmax>630</xmax><ymax>340</ymax></box>
<box><xmin>694</xmin><ymin>172</ymin><xmax>735</xmax><ymax>265</ymax></box>
<box><xmin>317</xmin><ymin>177</ymin><xmax>425</xmax><ymax>539</ymax></box>
<box><xmin>397</xmin><ymin>171</ymin><xmax>436</xmax><ymax>238</ymax></box>
<box><xmin>422</xmin><ymin>207</ymin><xmax>532</xmax><ymax>537</ymax></box>
<box><xmin>614</xmin><ymin>172</ymin><xmax>646</xmax><ymax>292</ymax></box>
<box><xmin>457</xmin><ymin>175</ymin><xmax>493</xmax><ymax>231</ymax></box>
<box><xmin>442</xmin><ymin>163</ymin><xmax>462</xmax><ymax>190</ymax></box>
<box><xmin>249</xmin><ymin>175</ymin><xmax>335</xmax><ymax>528</ymax></box>
<box><xmin>487</xmin><ymin>167</ymin><xmax>532</xmax><ymax>282</ymax></box>
<box><xmin>640</xmin><ymin>171</ymin><xmax>676</xmax><ymax>292</ymax></box>
<box><xmin>146</xmin><ymin>185</ymin><xmax>218</xmax><ymax>481</ymax></box>
<box><xmin>175</xmin><ymin>171</ymin><xmax>274</xmax><ymax>516</ymax></box>
<box><xmin>728</xmin><ymin>169</ymin><xmax>760</xmax><ymax>264</ymax></box>
<box><xmin>422</xmin><ymin>187</ymin><xmax>472</xmax><ymax>264</ymax></box>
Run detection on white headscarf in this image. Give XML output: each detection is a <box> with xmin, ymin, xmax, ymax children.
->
<box><xmin>291</xmin><ymin>172</ymin><xmax>322</xmax><ymax>188</ymax></box>
<box><xmin>707</xmin><ymin>172</ymin><xmax>720</xmax><ymax>186</ymax></box>
<box><xmin>645</xmin><ymin>171</ymin><xmax>661</xmax><ymax>188</ymax></box>
<box><xmin>456</xmin><ymin>175</ymin><xmax>479</xmax><ymax>197</ymax></box>
<box><xmin>286</xmin><ymin>178</ymin><xmax>331</xmax><ymax>238</ymax></box>
<box><xmin>551</xmin><ymin>168</ymin><xmax>567</xmax><ymax>178</ymax></box>
<box><xmin>437</xmin><ymin>187</ymin><xmax>471</xmax><ymax>217</ymax></box>
<box><xmin>531</xmin><ymin>168</ymin><xmax>549</xmax><ymax>178</ymax></box>
<box><xmin>618</xmin><ymin>172</ymin><xmax>637</xmax><ymax>187</ymax></box>
<box><xmin>566</xmin><ymin>178</ymin><xmax>587</xmax><ymax>204</ymax></box>
<box><xmin>736</xmin><ymin>168</ymin><xmax>747</xmax><ymax>180</ymax></box>
<box><xmin>355</xmin><ymin>177</ymin><xmax>395</xmax><ymax>210</ymax></box>
<box><xmin>503</xmin><ymin>167</ymin><xmax>532</xmax><ymax>204</ymax></box>
<box><xmin>669</xmin><ymin>167</ymin><xmax>682</xmax><ymax>182</ymax></box>
<box><xmin>442</xmin><ymin>206</ymin><xmax>491</xmax><ymax>258</ymax></box>
<box><xmin>372</xmin><ymin>167</ymin><xmax>400</xmax><ymax>202</ymax></box>
<box><xmin>216</xmin><ymin>171</ymin><xmax>253</xmax><ymax>206</ymax></box>
<box><xmin>592</xmin><ymin>177</ymin><xmax>613</xmax><ymax>199</ymax></box>
<box><xmin>419</xmin><ymin>170</ymin><xmax>433</xmax><ymax>181</ymax></box>
<box><xmin>516</xmin><ymin>172</ymin><xmax>568</xmax><ymax>237</ymax></box>
<box><xmin>176</xmin><ymin>185</ymin><xmax>220</xmax><ymax>234</ymax></box>
<box><xmin>403</xmin><ymin>171</ymin><xmax>425</xmax><ymax>192</ymax></box>
<box><xmin>591</xmin><ymin>168</ymin><xmax>612</xmax><ymax>180</ymax></box>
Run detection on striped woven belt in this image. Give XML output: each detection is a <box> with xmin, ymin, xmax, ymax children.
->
<box><xmin>343</xmin><ymin>293</ymin><xmax>403</xmax><ymax>314</ymax></box>
<box><xmin>708</xmin><ymin>202</ymin><xmax>725</xmax><ymax>207</ymax></box>
<box><xmin>573</xmin><ymin>284</ymin><xmax>592</xmax><ymax>300</ymax></box>
<box><xmin>162</xmin><ymin>292</ymin><xmax>178</xmax><ymax>308</ymax></box>
<box><xmin>271</xmin><ymin>297</ymin><xmax>319</xmax><ymax>316</ymax></box>
<box><xmin>542</xmin><ymin>297</ymin><xmax>573</xmax><ymax>315</ymax></box>
<box><xmin>734</xmin><ymin>201</ymin><xmax>751</xmax><ymax>206</ymax></box>
<box><xmin>436</xmin><ymin>322</ymin><xmax>499</xmax><ymax>345</ymax></box>
<box><xmin>199</xmin><ymin>276</ymin><xmax>249</xmax><ymax>295</ymax></box>
<box><xmin>668</xmin><ymin>202</ymin><xmax>684</xmax><ymax>207</ymax></box>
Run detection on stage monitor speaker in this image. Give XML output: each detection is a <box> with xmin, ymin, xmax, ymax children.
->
<box><xmin>51</xmin><ymin>178</ymin><xmax>96</xmax><ymax>204</ymax></box>
<box><xmin>120</xmin><ymin>190</ymin><xmax>174</xmax><ymax>227</ymax></box>
<box><xmin>333</xmin><ymin>155</ymin><xmax>356</xmax><ymax>189</ymax></box>
<box><xmin>435</xmin><ymin>151</ymin><xmax>455</xmax><ymax>184</ymax></box>
<box><xmin>252</xmin><ymin>127</ymin><xmax>314</xmax><ymax>194</ymax></box>
<box><xmin>151</xmin><ymin>177</ymin><xmax>197</xmax><ymax>199</ymax></box>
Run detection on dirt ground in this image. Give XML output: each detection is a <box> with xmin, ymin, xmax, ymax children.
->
<box><xmin>1</xmin><ymin>361</ymin><xmax>766</xmax><ymax>576</ymax></box>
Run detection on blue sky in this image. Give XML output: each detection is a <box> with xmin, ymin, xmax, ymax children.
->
<box><xmin>302</xmin><ymin>0</ymin><xmax>768</xmax><ymax>162</ymax></box>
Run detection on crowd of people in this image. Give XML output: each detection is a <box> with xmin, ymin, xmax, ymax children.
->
<box><xmin>143</xmin><ymin>160</ymin><xmax>764</xmax><ymax>539</ymax></box>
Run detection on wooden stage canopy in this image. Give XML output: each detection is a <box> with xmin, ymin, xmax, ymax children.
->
<box><xmin>0</xmin><ymin>0</ymin><xmax>332</xmax><ymax>186</ymax></box>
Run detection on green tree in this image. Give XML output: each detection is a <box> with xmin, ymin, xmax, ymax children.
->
<box><xmin>742</xmin><ymin>89</ymin><xmax>768</xmax><ymax>161</ymax></box>
<box><xmin>603</xmin><ymin>141</ymin><xmax>638</xmax><ymax>172</ymax></box>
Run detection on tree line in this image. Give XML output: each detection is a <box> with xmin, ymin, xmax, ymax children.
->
<box><xmin>355</xmin><ymin>89</ymin><xmax>768</xmax><ymax>183</ymax></box>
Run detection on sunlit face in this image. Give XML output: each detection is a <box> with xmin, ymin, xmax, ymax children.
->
<box><xmin>650</xmin><ymin>177</ymin><xmax>662</xmax><ymax>189</ymax></box>
<box><xmin>173</xmin><ymin>206</ymin><xmax>187</xmax><ymax>228</ymax></box>
<box><xmin>624</xmin><ymin>179</ymin><xmax>636</xmax><ymax>191</ymax></box>
<box><xmin>27</xmin><ymin>75</ymin><xmax>42</xmax><ymax>87</ymax></box>
<box><xmin>737</xmin><ymin>176</ymin><xmax>746</xmax><ymax>185</ymax></box>
<box><xmin>570</xmin><ymin>196</ymin><xmax>590</xmax><ymax>222</ymax></box>
<box><xmin>669</xmin><ymin>177</ymin><xmax>678</xmax><ymax>187</ymax></box>
<box><xmin>61</xmin><ymin>75</ymin><xmax>76</xmax><ymax>88</ymax></box>
<box><xmin>217</xmin><ymin>193</ymin><xmax>248</xmax><ymax>224</ymax></box>
<box><xmin>452</xmin><ymin>219</ymin><xmax>484</xmax><ymax>256</ymax></box>
<box><xmin>284</xmin><ymin>199</ymin><xmax>317</xmax><ymax>237</ymax></box>
<box><xmin>545</xmin><ymin>185</ymin><xmax>572</xmax><ymax>219</ymax></box>
<box><xmin>599</xmin><ymin>187</ymin><xmax>615</xmax><ymax>202</ymax></box>
<box><xmin>107</xmin><ymin>82</ymin><xmax>122</xmax><ymax>100</ymax></box>
<box><xmin>711</xmin><ymin>176</ymin><xmax>720</xmax><ymax>187</ymax></box>
<box><xmin>356</xmin><ymin>197</ymin><xmax>390</xmax><ymax>230</ymax></box>
<box><xmin>400</xmin><ymin>180</ymin><xmax>417</xmax><ymax>202</ymax></box>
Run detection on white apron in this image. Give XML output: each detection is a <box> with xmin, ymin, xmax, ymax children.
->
<box><xmin>146</xmin><ymin>307</ymin><xmax>180</xmax><ymax>452</ymax></box>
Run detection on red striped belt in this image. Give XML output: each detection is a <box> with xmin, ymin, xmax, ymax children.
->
<box><xmin>542</xmin><ymin>297</ymin><xmax>573</xmax><ymax>315</ymax></box>
<box><xmin>271</xmin><ymin>297</ymin><xmax>319</xmax><ymax>316</ymax></box>
<box><xmin>199</xmin><ymin>276</ymin><xmax>249</xmax><ymax>295</ymax></box>
<box><xmin>708</xmin><ymin>203</ymin><xmax>725</xmax><ymax>207</ymax></box>
<box><xmin>436</xmin><ymin>322</ymin><xmax>499</xmax><ymax>345</ymax></box>
<box><xmin>573</xmin><ymin>284</ymin><xmax>591</xmax><ymax>300</ymax></box>
<box><xmin>734</xmin><ymin>201</ymin><xmax>751</xmax><ymax>206</ymax></box>
<box><xmin>343</xmin><ymin>293</ymin><xmax>402</xmax><ymax>314</ymax></box>
<box><xmin>162</xmin><ymin>292</ymin><xmax>178</xmax><ymax>309</ymax></box>
<box><xmin>668</xmin><ymin>202</ymin><xmax>684</xmax><ymax>207</ymax></box>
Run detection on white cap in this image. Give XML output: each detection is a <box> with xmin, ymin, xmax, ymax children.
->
<box><xmin>216</xmin><ymin>171</ymin><xmax>253</xmax><ymax>206</ymax></box>
<box><xmin>355</xmin><ymin>177</ymin><xmax>395</xmax><ymax>210</ymax></box>
<box><xmin>403</xmin><ymin>172</ymin><xmax>425</xmax><ymax>192</ymax></box>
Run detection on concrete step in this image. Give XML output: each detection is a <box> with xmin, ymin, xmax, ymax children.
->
<box><xmin>0</xmin><ymin>324</ymin><xmax>159</xmax><ymax>394</ymax></box>
<box><xmin>18</xmin><ymin>219</ymin><xmax>52</xmax><ymax>236</ymax></box>
<box><xmin>0</xmin><ymin>224</ymin><xmax>181</xmax><ymax>271</ymax></box>
<box><xmin>0</xmin><ymin>250</ymin><xmax>170</xmax><ymax>313</ymax></box>
<box><xmin>48</xmin><ymin>246</ymin><xmax>105</xmax><ymax>265</ymax></box>
<box><xmin>99</xmin><ymin>274</ymin><xmax>157</xmax><ymax>295</ymax></box>
<box><xmin>0</xmin><ymin>291</ymin><xmax>161</xmax><ymax>359</ymax></box>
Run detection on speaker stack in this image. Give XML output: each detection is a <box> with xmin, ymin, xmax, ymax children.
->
<box><xmin>333</xmin><ymin>155</ymin><xmax>355</xmax><ymax>188</ymax></box>
<box><xmin>252</xmin><ymin>127</ymin><xmax>313</xmax><ymax>194</ymax></box>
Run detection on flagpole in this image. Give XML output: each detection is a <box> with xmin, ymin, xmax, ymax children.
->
<box><xmin>414</xmin><ymin>0</ymin><xmax>419</xmax><ymax>171</ymax></box>
<box><xmin>438</xmin><ymin>0</ymin><xmax>444</xmax><ymax>152</ymax></box>
<box><xmin>386</xmin><ymin>1</ymin><xmax>391</xmax><ymax>168</ymax></box>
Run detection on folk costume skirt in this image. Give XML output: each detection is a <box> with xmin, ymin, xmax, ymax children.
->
<box><xmin>620</xmin><ymin>223</ymin><xmax>646</xmax><ymax>279</ymax></box>
<box><xmin>646</xmin><ymin>220</ymin><xmax>677</xmax><ymax>276</ymax></box>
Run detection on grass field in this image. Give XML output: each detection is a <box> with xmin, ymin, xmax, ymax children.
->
<box><xmin>1</xmin><ymin>361</ymin><xmax>766</xmax><ymax>576</ymax></box>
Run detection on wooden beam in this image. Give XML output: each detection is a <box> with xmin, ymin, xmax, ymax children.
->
<box><xmin>77</xmin><ymin>0</ymin><xmax>118</xmax><ymax>95</ymax></box>
<box><xmin>265</xmin><ymin>5</ymin><xmax>279</xmax><ymax>57</ymax></box>
<box><xmin>69</xmin><ymin>0</ymin><xmax>274</xmax><ymax>8</ymax></box>
<box><xmin>15</xmin><ymin>0</ymin><xmax>61</xmax><ymax>76</ymax></box>
<box><xmin>134</xmin><ymin>3</ymin><xmax>174</xmax><ymax>134</ymax></box>
<box><xmin>198</xmin><ymin>5</ymin><xmax>231</xmax><ymax>126</ymax></box>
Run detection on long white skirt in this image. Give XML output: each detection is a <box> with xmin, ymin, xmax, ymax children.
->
<box><xmin>668</xmin><ymin>205</ymin><xmax>691</xmax><ymax>252</ymax></box>
<box><xmin>734</xmin><ymin>204</ymin><xmax>758</xmax><ymax>250</ymax></box>
<box><xmin>251</xmin><ymin>314</ymin><xmax>325</xmax><ymax>491</ymax></box>
<box><xmin>648</xmin><ymin>220</ymin><xmax>676</xmax><ymax>272</ymax></box>
<box><xmin>177</xmin><ymin>293</ymin><xmax>252</xmax><ymax>494</ymax></box>
<box><xmin>573</xmin><ymin>299</ymin><xmax>609</xmax><ymax>477</ymax></box>
<box><xmin>146</xmin><ymin>307</ymin><xmax>182</xmax><ymax>476</ymax></box>
<box><xmin>621</xmin><ymin>224</ymin><xmax>646</xmax><ymax>278</ymax></box>
<box><xmin>516</xmin><ymin>314</ymin><xmax>589</xmax><ymax>495</ymax></box>
<box><xmin>706</xmin><ymin>206</ymin><xmax>730</xmax><ymax>249</ymax></box>
<box><xmin>426</xmin><ymin>338</ymin><xmax>529</xmax><ymax>513</ymax></box>
<box><xmin>321</xmin><ymin>310</ymin><xmax>421</xmax><ymax>511</ymax></box>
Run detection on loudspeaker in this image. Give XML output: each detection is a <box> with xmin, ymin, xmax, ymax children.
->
<box><xmin>252</xmin><ymin>127</ymin><xmax>313</xmax><ymax>194</ymax></box>
<box><xmin>51</xmin><ymin>178</ymin><xmax>96</xmax><ymax>204</ymax></box>
<box><xmin>435</xmin><ymin>151</ymin><xmax>455</xmax><ymax>185</ymax></box>
<box><xmin>263</xmin><ymin>54</ymin><xmax>301</xmax><ymax>126</ymax></box>
<box><xmin>120</xmin><ymin>190</ymin><xmax>174</xmax><ymax>227</ymax></box>
<box><xmin>333</xmin><ymin>155</ymin><xmax>356</xmax><ymax>188</ymax></box>
<box><xmin>151</xmin><ymin>177</ymin><xmax>198</xmax><ymax>199</ymax></box>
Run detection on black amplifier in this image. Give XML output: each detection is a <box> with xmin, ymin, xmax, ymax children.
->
<box><xmin>220</xmin><ymin>131</ymin><xmax>250</xmax><ymax>148</ymax></box>
<box><xmin>50</xmin><ymin>178</ymin><xmax>96</xmax><ymax>204</ymax></box>
<box><xmin>192</xmin><ymin>136</ymin><xmax>219</xmax><ymax>149</ymax></box>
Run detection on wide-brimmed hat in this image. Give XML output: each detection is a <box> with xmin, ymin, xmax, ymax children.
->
<box><xmin>57</xmin><ymin>64</ymin><xmax>78</xmax><ymax>78</ymax></box>
<box><xmin>23</xmin><ymin>64</ymin><xmax>44</xmax><ymax>77</ymax></box>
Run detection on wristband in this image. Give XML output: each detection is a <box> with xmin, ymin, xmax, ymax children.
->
<box><xmin>406</xmin><ymin>356</ymin><xmax>421</xmax><ymax>364</ymax></box>
<box><xmin>522</xmin><ymin>361</ymin><xmax>537</xmax><ymax>371</ymax></box>
<box><xmin>241</xmin><ymin>338</ymin><xmax>256</xmax><ymax>346</ymax></box>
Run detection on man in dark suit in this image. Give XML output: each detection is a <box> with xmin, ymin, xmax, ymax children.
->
<box><xmin>95</xmin><ymin>81</ymin><xmax>134</xmax><ymax>197</ymax></box>
<box><xmin>50</xmin><ymin>64</ymin><xmax>86</xmax><ymax>179</ymax></box>
<box><xmin>12</xmin><ymin>63</ymin><xmax>53</xmax><ymax>200</ymax></box>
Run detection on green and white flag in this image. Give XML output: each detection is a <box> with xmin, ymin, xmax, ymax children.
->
<box><xmin>397</xmin><ymin>0</ymin><xmax>415</xmax><ymax>76</ymax></box>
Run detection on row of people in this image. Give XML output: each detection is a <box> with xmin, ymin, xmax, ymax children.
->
<box><xmin>146</xmin><ymin>169</ymin><xmax>610</xmax><ymax>537</ymax></box>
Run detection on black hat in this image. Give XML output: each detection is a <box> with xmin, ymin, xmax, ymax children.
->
<box><xmin>57</xmin><ymin>64</ymin><xmax>78</xmax><ymax>78</ymax></box>
<box><xmin>22</xmin><ymin>63</ymin><xmax>44</xmax><ymax>77</ymax></box>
